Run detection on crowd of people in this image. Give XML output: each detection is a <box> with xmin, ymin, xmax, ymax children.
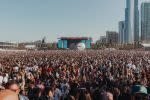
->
<box><xmin>0</xmin><ymin>50</ymin><xmax>150</xmax><ymax>100</ymax></box>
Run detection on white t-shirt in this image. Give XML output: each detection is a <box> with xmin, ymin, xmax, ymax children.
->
<box><xmin>33</xmin><ymin>65</ymin><xmax>39</xmax><ymax>71</ymax></box>
<box><xmin>0</xmin><ymin>76</ymin><xmax>3</xmax><ymax>85</ymax></box>
<box><xmin>3</xmin><ymin>75</ymin><xmax>8</xmax><ymax>84</ymax></box>
<box><xmin>14</xmin><ymin>66</ymin><xmax>19</xmax><ymax>72</ymax></box>
<box><xmin>56</xmin><ymin>73</ymin><xmax>59</xmax><ymax>78</ymax></box>
<box><xmin>148</xmin><ymin>60</ymin><xmax>150</xmax><ymax>64</ymax></box>
<box><xmin>131</xmin><ymin>65</ymin><xmax>136</xmax><ymax>70</ymax></box>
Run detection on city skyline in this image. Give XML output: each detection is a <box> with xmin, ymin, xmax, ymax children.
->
<box><xmin>0</xmin><ymin>0</ymin><xmax>148</xmax><ymax>43</ymax></box>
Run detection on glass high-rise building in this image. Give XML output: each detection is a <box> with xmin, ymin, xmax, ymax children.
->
<box><xmin>141</xmin><ymin>2</ymin><xmax>150</xmax><ymax>42</ymax></box>
<box><xmin>118</xmin><ymin>21</ymin><xmax>125</xmax><ymax>44</ymax></box>
<box><xmin>124</xmin><ymin>0</ymin><xmax>139</xmax><ymax>44</ymax></box>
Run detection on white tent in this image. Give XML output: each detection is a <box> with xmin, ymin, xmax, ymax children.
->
<box><xmin>142</xmin><ymin>44</ymin><xmax>150</xmax><ymax>51</ymax></box>
<box><xmin>142</xmin><ymin>44</ymin><xmax>150</xmax><ymax>47</ymax></box>
<box><xmin>25</xmin><ymin>45</ymin><xmax>36</xmax><ymax>49</ymax></box>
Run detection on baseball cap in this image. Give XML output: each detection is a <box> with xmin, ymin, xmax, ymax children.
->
<box><xmin>131</xmin><ymin>85</ymin><xmax>148</xmax><ymax>95</ymax></box>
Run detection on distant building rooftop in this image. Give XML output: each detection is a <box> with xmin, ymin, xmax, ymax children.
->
<box><xmin>58</xmin><ymin>37</ymin><xmax>92</xmax><ymax>40</ymax></box>
<box><xmin>0</xmin><ymin>42</ymin><xmax>15</xmax><ymax>45</ymax></box>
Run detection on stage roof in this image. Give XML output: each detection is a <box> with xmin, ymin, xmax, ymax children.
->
<box><xmin>58</xmin><ymin>37</ymin><xmax>92</xmax><ymax>40</ymax></box>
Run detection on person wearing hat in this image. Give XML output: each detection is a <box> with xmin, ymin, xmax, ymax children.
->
<box><xmin>131</xmin><ymin>85</ymin><xmax>148</xmax><ymax>100</ymax></box>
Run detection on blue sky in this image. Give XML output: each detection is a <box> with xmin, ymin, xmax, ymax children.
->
<box><xmin>0</xmin><ymin>0</ymin><xmax>137</xmax><ymax>42</ymax></box>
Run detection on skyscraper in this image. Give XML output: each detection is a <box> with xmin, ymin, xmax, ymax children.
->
<box><xmin>124</xmin><ymin>0</ymin><xmax>139</xmax><ymax>44</ymax></box>
<box><xmin>118</xmin><ymin>21</ymin><xmax>125</xmax><ymax>44</ymax></box>
<box><xmin>141</xmin><ymin>2</ymin><xmax>150</xmax><ymax>43</ymax></box>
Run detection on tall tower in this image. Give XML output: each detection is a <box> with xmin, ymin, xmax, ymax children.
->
<box><xmin>141</xmin><ymin>2</ymin><xmax>150</xmax><ymax>43</ymax></box>
<box><xmin>134</xmin><ymin>0</ymin><xmax>139</xmax><ymax>42</ymax></box>
<box><xmin>118</xmin><ymin>21</ymin><xmax>125</xmax><ymax>44</ymax></box>
<box><xmin>124</xmin><ymin>0</ymin><xmax>139</xmax><ymax>44</ymax></box>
